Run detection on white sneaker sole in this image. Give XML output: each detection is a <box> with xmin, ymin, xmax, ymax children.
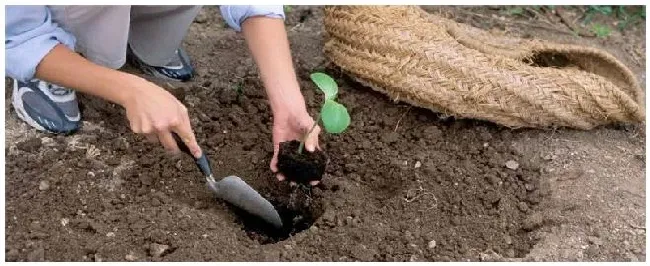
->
<box><xmin>12</xmin><ymin>80</ymin><xmax>47</xmax><ymax>132</ymax></box>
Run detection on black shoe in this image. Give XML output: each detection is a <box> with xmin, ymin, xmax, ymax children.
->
<box><xmin>127</xmin><ymin>45</ymin><xmax>194</xmax><ymax>82</ymax></box>
<box><xmin>11</xmin><ymin>78</ymin><xmax>81</xmax><ymax>134</ymax></box>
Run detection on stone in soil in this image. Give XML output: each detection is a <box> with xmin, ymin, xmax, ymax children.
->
<box><xmin>125</xmin><ymin>252</ymin><xmax>138</xmax><ymax>261</ymax></box>
<box><xmin>276</xmin><ymin>140</ymin><xmax>327</xmax><ymax>185</ymax></box>
<box><xmin>149</xmin><ymin>243</ymin><xmax>170</xmax><ymax>257</ymax></box>
<box><xmin>39</xmin><ymin>180</ymin><xmax>50</xmax><ymax>191</ymax></box>
<box><xmin>505</xmin><ymin>160</ymin><xmax>519</xmax><ymax>170</ymax></box>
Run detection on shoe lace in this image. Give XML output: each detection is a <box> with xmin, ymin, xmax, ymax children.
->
<box><xmin>42</xmin><ymin>81</ymin><xmax>73</xmax><ymax>96</ymax></box>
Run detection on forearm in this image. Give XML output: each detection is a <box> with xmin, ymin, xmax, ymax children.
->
<box><xmin>34</xmin><ymin>44</ymin><xmax>137</xmax><ymax>106</ymax></box>
<box><xmin>241</xmin><ymin>17</ymin><xmax>307</xmax><ymax>117</ymax></box>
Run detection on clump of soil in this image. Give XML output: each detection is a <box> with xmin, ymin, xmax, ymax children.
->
<box><xmin>276</xmin><ymin>140</ymin><xmax>328</xmax><ymax>184</ymax></box>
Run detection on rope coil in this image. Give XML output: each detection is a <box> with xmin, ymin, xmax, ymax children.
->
<box><xmin>323</xmin><ymin>6</ymin><xmax>645</xmax><ymax>129</ymax></box>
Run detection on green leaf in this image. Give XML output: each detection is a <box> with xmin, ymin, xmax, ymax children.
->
<box><xmin>310</xmin><ymin>72</ymin><xmax>338</xmax><ymax>101</ymax></box>
<box><xmin>321</xmin><ymin>100</ymin><xmax>350</xmax><ymax>134</ymax></box>
<box><xmin>284</xmin><ymin>5</ymin><xmax>293</xmax><ymax>13</ymax></box>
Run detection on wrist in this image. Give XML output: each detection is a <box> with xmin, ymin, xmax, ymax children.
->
<box><xmin>109</xmin><ymin>73</ymin><xmax>143</xmax><ymax>107</ymax></box>
<box><xmin>269</xmin><ymin>90</ymin><xmax>309</xmax><ymax>118</ymax></box>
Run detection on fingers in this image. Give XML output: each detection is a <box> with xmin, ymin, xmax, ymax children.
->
<box><xmin>270</xmin><ymin>142</ymin><xmax>280</xmax><ymax>173</ymax></box>
<box><xmin>304</xmin><ymin>125</ymin><xmax>321</xmax><ymax>152</ymax></box>
<box><xmin>276</xmin><ymin>173</ymin><xmax>286</xmax><ymax>181</ymax></box>
<box><xmin>172</xmin><ymin>104</ymin><xmax>202</xmax><ymax>158</ymax></box>
<box><xmin>157</xmin><ymin>131</ymin><xmax>179</xmax><ymax>154</ymax></box>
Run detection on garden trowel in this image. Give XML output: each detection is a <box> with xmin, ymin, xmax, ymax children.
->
<box><xmin>172</xmin><ymin>133</ymin><xmax>283</xmax><ymax>229</ymax></box>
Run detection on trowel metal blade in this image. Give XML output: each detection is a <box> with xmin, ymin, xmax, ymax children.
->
<box><xmin>207</xmin><ymin>175</ymin><xmax>283</xmax><ymax>229</ymax></box>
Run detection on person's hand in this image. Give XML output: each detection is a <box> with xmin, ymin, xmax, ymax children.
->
<box><xmin>270</xmin><ymin>107</ymin><xmax>322</xmax><ymax>186</ymax></box>
<box><xmin>119</xmin><ymin>75</ymin><xmax>202</xmax><ymax>158</ymax></box>
<box><xmin>30</xmin><ymin>44</ymin><xmax>200</xmax><ymax>157</ymax></box>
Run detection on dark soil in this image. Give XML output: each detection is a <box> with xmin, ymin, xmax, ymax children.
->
<box><xmin>277</xmin><ymin>140</ymin><xmax>328</xmax><ymax>184</ymax></box>
<box><xmin>234</xmin><ymin>186</ymin><xmax>324</xmax><ymax>245</ymax></box>
<box><xmin>5</xmin><ymin>5</ymin><xmax>643</xmax><ymax>262</ymax></box>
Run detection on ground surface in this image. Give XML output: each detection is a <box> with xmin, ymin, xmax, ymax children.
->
<box><xmin>4</xmin><ymin>6</ymin><xmax>646</xmax><ymax>262</ymax></box>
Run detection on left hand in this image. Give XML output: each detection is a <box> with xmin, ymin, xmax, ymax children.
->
<box><xmin>239</xmin><ymin>16</ymin><xmax>322</xmax><ymax>185</ymax></box>
<box><xmin>269</xmin><ymin>108</ymin><xmax>322</xmax><ymax>186</ymax></box>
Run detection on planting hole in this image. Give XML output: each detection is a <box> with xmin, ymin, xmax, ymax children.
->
<box><xmin>232</xmin><ymin>187</ymin><xmax>324</xmax><ymax>244</ymax></box>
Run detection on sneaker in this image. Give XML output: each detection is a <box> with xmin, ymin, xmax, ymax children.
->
<box><xmin>127</xmin><ymin>45</ymin><xmax>194</xmax><ymax>82</ymax></box>
<box><xmin>12</xmin><ymin>78</ymin><xmax>81</xmax><ymax>135</ymax></box>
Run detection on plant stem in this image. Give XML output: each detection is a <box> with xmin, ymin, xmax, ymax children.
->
<box><xmin>298</xmin><ymin>112</ymin><xmax>321</xmax><ymax>154</ymax></box>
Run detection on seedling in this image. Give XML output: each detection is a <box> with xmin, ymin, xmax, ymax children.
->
<box><xmin>298</xmin><ymin>72</ymin><xmax>351</xmax><ymax>153</ymax></box>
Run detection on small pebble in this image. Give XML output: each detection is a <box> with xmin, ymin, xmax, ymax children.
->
<box><xmin>106</xmin><ymin>232</ymin><xmax>115</xmax><ymax>237</ymax></box>
<box><xmin>125</xmin><ymin>253</ymin><xmax>137</xmax><ymax>261</ymax></box>
<box><xmin>345</xmin><ymin>216</ymin><xmax>354</xmax><ymax>226</ymax></box>
<box><xmin>428</xmin><ymin>240</ymin><xmax>437</xmax><ymax>249</ymax></box>
<box><xmin>414</xmin><ymin>161</ymin><xmax>422</xmax><ymax>168</ymax></box>
<box><xmin>504</xmin><ymin>235</ymin><xmax>513</xmax><ymax>245</ymax></box>
<box><xmin>149</xmin><ymin>243</ymin><xmax>169</xmax><ymax>257</ymax></box>
<box><xmin>505</xmin><ymin>160</ymin><xmax>519</xmax><ymax>170</ymax></box>
<box><xmin>309</xmin><ymin>226</ymin><xmax>319</xmax><ymax>233</ymax></box>
<box><xmin>39</xmin><ymin>180</ymin><xmax>50</xmax><ymax>191</ymax></box>
<box><xmin>518</xmin><ymin>202</ymin><xmax>529</xmax><ymax>213</ymax></box>
<box><xmin>61</xmin><ymin>218</ymin><xmax>69</xmax><ymax>227</ymax></box>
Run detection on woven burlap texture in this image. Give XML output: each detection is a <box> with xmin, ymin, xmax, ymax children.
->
<box><xmin>322</xmin><ymin>6</ymin><xmax>645</xmax><ymax>129</ymax></box>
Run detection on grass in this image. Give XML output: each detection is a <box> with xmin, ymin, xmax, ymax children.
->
<box><xmin>502</xmin><ymin>5</ymin><xmax>645</xmax><ymax>38</ymax></box>
<box><xmin>591</xmin><ymin>23</ymin><xmax>612</xmax><ymax>38</ymax></box>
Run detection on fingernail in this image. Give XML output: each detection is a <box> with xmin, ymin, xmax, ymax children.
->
<box><xmin>307</xmin><ymin>144</ymin><xmax>315</xmax><ymax>152</ymax></box>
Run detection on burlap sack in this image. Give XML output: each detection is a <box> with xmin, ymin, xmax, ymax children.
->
<box><xmin>323</xmin><ymin>6</ymin><xmax>645</xmax><ymax>129</ymax></box>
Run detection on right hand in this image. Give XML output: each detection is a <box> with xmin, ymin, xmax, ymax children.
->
<box><xmin>118</xmin><ymin>76</ymin><xmax>201</xmax><ymax>158</ymax></box>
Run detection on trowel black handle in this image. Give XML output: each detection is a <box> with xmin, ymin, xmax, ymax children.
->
<box><xmin>172</xmin><ymin>133</ymin><xmax>212</xmax><ymax>177</ymax></box>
